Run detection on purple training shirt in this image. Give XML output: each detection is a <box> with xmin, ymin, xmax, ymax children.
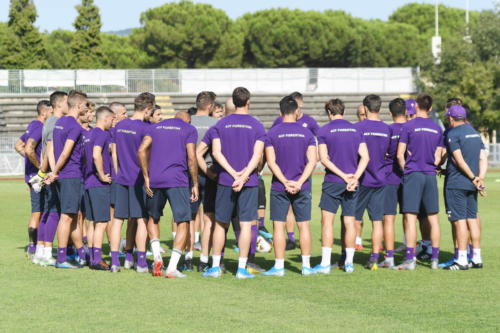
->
<box><xmin>272</xmin><ymin>113</ymin><xmax>319</xmax><ymax>136</ymax></box>
<box><xmin>83</xmin><ymin>127</ymin><xmax>111</xmax><ymax>189</ymax></box>
<box><xmin>53</xmin><ymin>116</ymin><xmax>83</xmax><ymax>179</ymax></box>
<box><xmin>23</xmin><ymin>120</ymin><xmax>43</xmax><ymax>183</ymax></box>
<box><xmin>385</xmin><ymin>122</ymin><xmax>405</xmax><ymax>185</ymax></box>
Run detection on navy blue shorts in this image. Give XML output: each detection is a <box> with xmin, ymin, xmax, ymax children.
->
<box><xmin>114</xmin><ymin>184</ymin><xmax>147</xmax><ymax>219</ymax></box>
<box><xmin>110</xmin><ymin>182</ymin><xmax>118</xmax><ymax>207</ymax></box>
<box><xmin>29</xmin><ymin>185</ymin><xmax>44</xmax><ymax>213</ymax></box>
<box><xmin>355</xmin><ymin>185</ymin><xmax>385</xmax><ymax>221</ymax></box>
<box><xmin>270</xmin><ymin>190</ymin><xmax>311</xmax><ymax>222</ymax></box>
<box><xmin>85</xmin><ymin>186</ymin><xmax>111</xmax><ymax>222</ymax></box>
<box><xmin>215</xmin><ymin>185</ymin><xmax>258</xmax><ymax>223</ymax></box>
<box><xmin>402</xmin><ymin>172</ymin><xmax>439</xmax><ymax>215</ymax></box>
<box><xmin>445</xmin><ymin>188</ymin><xmax>478</xmax><ymax>221</ymax></box>
<box><xmin>319</xmin><ymin>182</ymin><xmax>358</xmax><ymax>217</ymax></box>
<box><xmin>43</xmin><ymin>183</ymin><xmax>60</xmax><ymax>213</ymax></box>
<box><xmin>56</xmin><ymin>178</ymin><xmax>81</xmax><ymax>214</ymax></box>
<box><xmin>147</xmin><ymin>187</ymin><xmax>191</xmax><ymax>223</ymax></box>
<box><xmin>79</xmin><ymin>183</ymin><xmax>86</xmax><ymax>214</ymax></box>
<box><xmin>258</xmin><ymin>177</ymin><xmax>266</xmax><ymax>209</ymax></box>
<box><xmin>384</xmin><ymin>184</ymin><xmax>402</xmax><ymax>216</ymax></box>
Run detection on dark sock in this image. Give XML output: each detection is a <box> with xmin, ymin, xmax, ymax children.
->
<box><xmin>93</xmin><ymin>248</ymin><xmax>102</xmax><ymax>265</ymax></box>
<box><xmin>77</xmin><ymin>247</ymin><xmax>86</xmax><ymax>261</ymax></box>
<box><xmin>125</xmin><ymin>249</ymin><xmax>134</xmax><ymax>262</ymax></box>
<box><xmin>28</xmin><ymin>227</ymin><xmax>37</xmax><ymax>253</ymax></box>
<box><xmin>454</xmin><ymin>247</ymin><xmax>459</xmax><ymax>260</ymax></box>
<box><xmin>258</xmin><ymin>217</ymin><xmax>265</xmax><ymax>228</ymax></box>
<box><xmin>89</xmin><ymin>247</ymin><xmax>94</xmax><ymax>264</ymax></box>
<box><xmin>111</xmin><ymin>251</ymin><xmax>120</xmax><ymax>266</ymax></box>
<box><xmin>370</xmin><ymin>252</ymin><xmax>379</xmax><ymax>262</ymax></box>
<box><xmin>137</xmin><ymin>251</ymin><xmax>147</xmax><ymax>268</ymax></box>
<box><xmin>431</xmin><ymin>247</ymin><xmax>439</xmax><ymax>260</ymax></box>
<box><xmin>287</xmin><ymin>232</ymin><xmax>295</xmax><ymax>242</ymax></box>
<box><xmin>467</xmin><ymin>244</ymin><xmax>473</xmax><ymax>261</ymax></box>
<box><xmin>250</xmin><ymin>225</ymin><xmax>257</xmax><ymax>255</ymax></box>
<box><xmin>57</xmin><ymin>247</ymin><xmax>67</xmax><ymax>263</ymax></box>
<box><xmin>82</xmin><ymin>236</ymin><xmax>88</xmax><ymax>243</ymax></box>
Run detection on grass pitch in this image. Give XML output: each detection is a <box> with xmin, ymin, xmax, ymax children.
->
<box><xmin>0</xmin><ymin>174</ymin><xmax>499</xmax><ymax>332</ymax></box>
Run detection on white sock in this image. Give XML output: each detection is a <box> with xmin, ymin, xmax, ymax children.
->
<box><xmin>275</xmin><ymin>258</ymin><xmax>285</xmax><ymax>269</ymax></box>
<box><xmin>301</xmin><ymin>255</ymin><xmax>310</xmax><ymax>268</ymax></box>
<box><xmin>212</xmin><ymin>255</ymin><xmax>221</xmax><ymax>267</ymax></box>
<box><xmin>457</xmin><ymin>250</ymin><xmax>468</xmax><ymax>266</ymax></box>
<box><xmin>150</xmin><ymin>239</ymin><xmax>162</xmax><ymax>262</ymax></box>
<box><xmin>355</xmin><ymin>237</ymin><xmax>362</xmax><ymax>246</ymax></box>
<box><xmin>185</xmin><ymin>251</ymin><xmax>193</xmax><ymax>260</ymax></box>
<box><xmin>238</xmin><ymin>257</ymin><xmax>247</xmax><ymax>269</ymax></box>
<box><xmin>172</xmin><ymin>232</ymin><xmax>176</xmax><ymax>239</ymax></box>
<box><xmin>167</xmin><ymin>248</ymin><xmax>182</xmax><ymax>272</ymax></box>
<box><xmin>43</xmin><ymin>246</ymin><xmax>53</xmax><ymax>259</ymax></box>
<box><xmin>200</xmin><ymin>254</ymin><xmax>209</xmax><ymax>264</ymax></box>
<box><xmin>195</xmin><ymin>232</ymin><xmax>200</xmax><ymax>243</ymax></box>
<box><xmin>345</xmin><ymin>248</ymin><xmax>355</xmax><ymax>265</ymax></box>
<box><xmin>320</xmin><ymin>247</ymin><xmax>331</xmax><ymax>266</ymax></box>
<box><xmin>472</xmin><ymin>248</ymin><xmax>482</xmax><ymax>263</ymax></box>
<box><xmin>35</xmin><ymin>244</ymin><xmax>44</xmax><ymax>258</ymax></box>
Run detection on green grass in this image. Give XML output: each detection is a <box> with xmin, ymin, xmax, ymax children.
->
<box><xmin>1</xmin><ymin>174</ymin><xmax>499</xmax><ymax>333</ymax></box>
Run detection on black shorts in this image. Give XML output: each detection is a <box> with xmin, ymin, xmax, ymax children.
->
<box><xmin>355</xmin><ymin>185</ymin><xmax>385</xmax><ymax>221</ymax></box>
<box><xmin>85</xmin><ymin>186</ymin><xmax>111</xmax><ymax>222</ymax></box>
<box><xmin>402</xmin><ymin>172</ymin><xmax>439</xmax><ymax>215</ymax></box>
<box><xmin>445</xmin><ymin>188</ymin><xmax>478</xmax><ymax>221</ymax></box>
<box><xmin>319</xmin><ymin>182</ymin><xmax>358</xmax><ymax>217</ymax></box>
<box><xmin>215</xmin><ymin>185</ymin><xmax>258</xmax><ymax>224</ymax></box>
<box><xmin>114</xmin><ymin>184</ymin><xmax>147</xmax><ymax>219</ymax></box>
<box><xmin>384</xmin><ymin>184</ymin><xmax>402</xmax><ymax>216</ymax></box>
<box><xmin>147</xmin><ymin>187</ymin><xmax>191</xmax><ymax>223</ymax></box>
<box><xmin>190</xmin><ymin>174</ymin><xmax>217</xmax><ymax>215</ymax></box>
<box><xmin>56</xmin><ymin>178</ymin><xmax>82</xmax><ymax>214</ymax></box>
<box><xmin>43</xmin><ymin>183</ymin><xmax>60</xmax><ymax>213</ymax></box>
<box><xmin>270</xmin><ymin>190</ymin><xmax>311</xmax><ymax>222</ymax></box>
<box><xmin>258</xmin><ymin>177</ymin><xmax>266</xmax><ymax>210</ymax></box>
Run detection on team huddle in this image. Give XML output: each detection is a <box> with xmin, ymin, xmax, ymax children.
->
<box><xmin>16</xmin><ymin>87</ymin><xmax>487</xmax><ymax>279</ymax></box>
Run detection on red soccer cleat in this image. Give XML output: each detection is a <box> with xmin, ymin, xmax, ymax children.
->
<box><xmin>355</xmin><ymin>244</ymin><xmax>364</xmax><ymax>251</ymax></box>
<box><xmin>152</xmin><ymin>261</ymin><xmax>163</xmax><ymax>277</ymax></box>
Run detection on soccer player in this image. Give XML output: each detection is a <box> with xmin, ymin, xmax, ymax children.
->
<box><xmin>203</xmin><ymin>87</ymin><xmax>266</xmax><ymax>279</ymax></box>
<box><xmin>262</xmin><ymin>95</ymin><xmax>317</xmax><ymax>276</ymax></box>
<box><xmin>313</xmin><ymin>99</ymin><xmax>369</xmax><ymax>274</ymax></box>
<box><xmin>79</xmin><ymin>103</ymin><xmax>94</xmax><ymax>253</ymax></box>
<box><xmin>211</xmin><ymin>102</ymin><xmax>224</xmax><ymax>119</ymax></box>
<box><xmin>354</xmin><ymin>94</ymin><xmax>391</xmax><ymax>270</ymax></box>
<box><xmin>150</xmin><ymin>105</ymin><xmax>162</xmax><ymax>124</ymax></box>
<box><xmin>83</xmin><ymin>106</ymin><xmax>114</xmax><ymax>270</ymax></box>
<box><xmin>406</xmin><ymin>99</ymin><xmax>417</xmax><ymax>120</ymax></box>
<box><xmin>396</xmin><ymin>93</ymin><xmax>444</xmax><ymax>270</ymax></box>
<box><xmin>110</xmin><ymin>92</ymin><xmax>155</xmax><ymax>273</ymax></box>
<box><xmin>24</xmin><ymin>100</ymin><xmax>51</xmax><ymax>262</ymax></box>
<box><xmin>380</xmin><ymin>98</ymin><xmax>407</xmax><ymax>268</ymax></box>
<box><xmin>46</xmin><ymin>90</ymin><xmax>89</xmax><ymax>268</ymax></box>
<box><xmin>443</xmin><ymin>105</ymin><xmax>487</xmax><ymax>270</ymax></box>
<box><xmin>139</xmin><ymin>111</ymin><xmax>198</xmax><ymax>278</ymax></box>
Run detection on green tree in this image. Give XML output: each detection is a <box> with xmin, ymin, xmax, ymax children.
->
<box><xmin>70</xmin><ymin>0</ymin><xmax>104</xmax><ymax>68</ymax></box>
<box><xmin>45</xmin><ymin>30</ymin><xmax>73</xmax><ymax>68</ymax></box>
<box><xmin>472</xmin><ymin>10</ymin><xmax>500</xmax><ymax>63</ymax></box>
<box><xmin>3</xmin><ymin>0</ymin><xmax>48</xmax><ymax>68</ymax></box>
<box><xmin>101</xmin><ymin>33</ymin><xmax>148</xmax><ymax>68</ymax></box>
<box><xmin>131</xmin><ymin>0</ymin><xmax>242</xmax><ymax>68</ymax></box>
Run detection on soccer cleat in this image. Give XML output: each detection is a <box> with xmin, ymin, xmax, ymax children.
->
<box><xmin>202</xmin><ymin>266</ymin><xmax>221</xmax><ymax>278</ymax></box>
<box><xmin>197</xmin><ymin>261</ymin><xmax>209</xmax><ymax>273</ymax></box>
<box><xmin>416</xmin><ymin>249</ymin><xmax>432</xmax><ymax>261</ymax></box>
<box><xmin>438</xmin><ymin>258</ymin><xmax>455</xmax><ymax>268</ymax></box>
<box><xmin>312</xmin><ymin>264</ymin><xmax>331</xmax><ymax>275</ymax></box>
<box><xmin>344</xmin><ymin>264</ymin><xmax>354</xmax><ymax>273</ymax></box>
<box><xmin>193</xmin><ymin>242</ymin><xmax>202</xmax><ymax>251</ymax></box>
<box><xmin>136</xmin><ymin>265</ymin><xmax>149</xmax><ymax>273</ymax></box>
<box><xmin>76</xmin><ymin>258</ymin><xmax>87</xmax><ymax>268</ymax></box>
<box><xmin>262</xmin><ymin>267</ymin><xmax>285</xmax><ymax>276</ymax></box>
<box><xmin>55</xmin><ymin>261</ymin><xmax>79</xmax><ymax>269</ymax></box>
<box><xmin>110</xmin><ymin>265</ymin><xmax>120</xmax><ymax>273</ymax></box>
<box><xmin>364</xmin><ymin>260</ymin><xmax>378</xmax><ymax>271</ymax></box>
<box><xmin>378</xmin><ymin>258</ymin><xmax>395</xmax><ymax>268</ymax></box>
<box><xmin>354</xmin><ymin>244</ymin><xmax>364</xmax><ymax>251</ymax></box>
<box><xmin>444</xmin><ymin>262</ymin><xmax>469</xmax><ymax>271</ymax></box>
<box><xmin>247</xmin><ymin>262</ymin><xmax>265</xmax><ymax>274</ymax></box>
<box><xmin>152</xmin><ymin>261</ymin><xmax>163</xmax><ymax>277</ymax></box>
<box><xmin>165</xmin><ymin>270</ymin><xmax>187</xmax><ymax>278</ymax></box>
<box><xmin>236</xmin><ymin>268</ymin><xmax>255</xmax><ymax>279</ymax></box>
<box><xmin>91</xmin><ymin>261</ymin><xmax>110</xmax><ymax>271</ymax></box>
<box><xmin>39</xmin><ymin>257</ymin><xmax>56</xmax><ymax>267</ymax></box>
<box><xmin>430</xmin><ymin>259</ymin><xmax>439</xmax><ymax>270</ymax></box>
<box><xmin>285</xmin><ymin>239</ymin><xmax>297</xmax><ymax>251</ymax></box>
<box><xmin>470</xmin><ymin>261</ymin><xmax>483</xmax><ymax>269</ymax></box>
<box><xmin>393</xmin><ymin>259</ymin><xmax>416</xmax><ymax>270</ymax></box>
<box><xmin>301</xmin><ymin>266</ymin><xmax>316</xmax><ymax>276</ymax></box>
<box><xmin>124</xmin><ymin>259</ymin><xmax>135</xmax><ymax>269</ymax></box>
<box><xmin>258</xmin><ymin>226</ymin><xmax>273</xmax><ymax>240</ymax></box>
<box><xmin>32</xmin><ymin>256</ymin><xmax>43</xmax><ymax>265</ymax></box>
<box><xmin>180</xmin><ymin>259</ymin><xmax>193</xmax><ymax>272</ymax></box>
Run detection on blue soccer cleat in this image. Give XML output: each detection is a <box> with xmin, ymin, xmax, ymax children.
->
<box><xmin>262</xmin><ymin>267</ymin><xmax>285</xmax><ymax>277</ymax></box>
<box><xmin>301</xmin><ymin>266</ymin><xmax>316</xmax><ymax>276</ymax></box>
<box><xmin>202</xmin><ymin>266</ymin><xmax>221</xmax><ymax>278</ymax></box>
<box><xmin>344</xmin><ymin>264</ymin><xmax>354</xmax><ymax>273</ymax></box>
<box><xmin>236</xmin><ymin>268</ymin><xmax>255</xmax><ymax>279</ymax></box>
<box><xmin>438</xmin><ymin>258</ymin><xmax>455</xmax><ymax>268</ymax></box>
<box><xmin>55</xmin><ymin>261</ymin><xmax>79</xmax><ymax>269</ymax></box>
<box><xmin>312</xmin><ymin>264</ymin><xmax>331</xmax><ymax>275</ymax></box>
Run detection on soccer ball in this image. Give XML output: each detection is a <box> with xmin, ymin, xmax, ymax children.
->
<box><xmin>256</xmin><ymin>235</ymin><xmax>272</xmax><ymax>253</ymax></box>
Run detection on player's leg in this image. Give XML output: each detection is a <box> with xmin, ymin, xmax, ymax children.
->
<box><xmin>444</xmin><ymin>188</ymin><xmax>469</xmax><ymax>270</ymax></box>
<box><xmin>109</xmin><ymin>184</ymin><xmax>130</xmax><ymax>272</ymax></box>
<box><xmin>235</xmin><ymin>186</ymin><xmax>259</xmax><ymax>279</ymax></box>
<box><xmin>88</xmin><ymin>187</ymin><xmax>111</xmax><ymax>270</ymax></box>
<box><xmin>466</xmin><ymin>191</ymin><xmax>482</xmax><ymax>268</ymax></box>
<box><xmin>381</xmin><ymin>184</ymin><xmax>398</xmax><ymax>268</ymax></box>
<box><xmin>354</xmin><ymin>219</ymin><xmax>363</xmax><ymax>251</ymax></box>
<box><xmin>257</xmin><ymin>177</ymin><xmax>272</xmax><ymax>239</ymax></box>
<box><xmin>285</xmin><ymin>206</ymin><xmax>297</xmax><ymax>250</ymax></box>
<box><xmin>422</xmin><ymin>174</ymin><xmax>440</xmax><ymax>269</ymax></box>
<box><xmin>147</xmin><ymin>188</ymin><xmax>168</xmax><ymax>276</ymax></box>
<box><xmin>194</xmin><ymin>207</ymin><xmax>202</xmax><ymax>251</ymax></box>
<box><xmin>38</xmin><ymin>183</ymin><xmax>60</xmax><ymax>266</ymax></box>
<box><xmin>83</xmin><ymin>190</ymin><xmax>94</xmax><ymax>265</ymax></box>
<box><xmin>263</xmin><ymin>190</ymin><xmax>289</xmax><ymax>276</ymax></box>
<box><xmin>365</xmin><ymin>186</ymin><xmax>384</xmax><ymax>271</ymax></box>
<box><xmin>293</xmin><ymin>189</ymin><xmax>313</xmax><ymax>275</ymax></box>
<box><xmin>29</xmin><ymin>186</ymin><xmax>44</xmax><ymax>263</ymax></box>
<box><xmin>130</xmin><ymin>185</ymin><xmax>148</xmax><ymax>273</ymax></box>
<box><xmin>341</xmin><ymin>183</ymin><xmax>359</xmax><ymax>272</ymax></box>
<box><xmin>198</xmin><ymin>176</ymin><xmax>216</xmax><ymax>271</ymax></box>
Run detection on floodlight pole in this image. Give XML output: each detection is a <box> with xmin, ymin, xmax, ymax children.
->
<box><xmin>432</xmin><ymin>0</ymin><xmax>442</xmax><ymax>64</ymax></box>
<box><xmin>464</xmin><ymin>0</ymin><xmax>472</xmax><ymax>42</ymax></box>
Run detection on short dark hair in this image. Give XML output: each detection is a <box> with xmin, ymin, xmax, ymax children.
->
<box><xmin>67</xmin><ymin>90</ymin><xmax>88</xmax><ymax>109</ymax></box>
<box><xmin>196</xmin><ymin>91</ymin><xmax>216</xmax><ymax>110</ymax></box>
<box><xmin>232</xmin><ymin>87</ymin><xmax>250</xmax><ymax>108</ymax></box>
<box><xmin>36</xmin><ymin>100</ymin><xmax>51</xmax><ymax>115</ymax></box>
<box><xmin>363</xmin><ymin>94</ymin><xmax>382</xmax><ymax>113</ymax></box>
<box><xmin>416</xmin><ymin>93</ymin><xmax>433</xmax><ymax>111</ymax></box>
<box><xmin>187</xmin><ymin>107</ymin><xmax>197</xmax><ymax>115</ymax></box>
<box><xmin>96</xmin><ymin>106</ymin><xmax>114</xmax><ymax>121</ymax></box>
<box><xmin>279</xmin><ymin>96</ymin><xmax>298</xmax><ymax>115</ymax></box>
<box><xmin>214</xmin><ymin>102</ymin><xmax>223</xmax><ymax>110</ymax></box>
<box><xmin>325</xmin><ymin>99</ymin><xmax>345</xmax><ymax>116</ymax></box>
<box><xmin>134</xmin><ymin>92</ymin><xmax>155</xmax><ymax>111</ymax></box>
<box><xmin>154</xmin><ymin>104</ymin><xmax>161</xmax><ymax>111</ymax></box>
<box><xmin>389</xmin><ymin>98</ymin><xmax>406</xmax><ymax>117</ymax></box>
<box><xmin>445</xmin><ymin>97</ymin><xmax>463</xmax><ymax>109</ymax></box>
<box><xmin>49</xmin><ymin>91</ymin><xmax>67</xmax><ymax>108</ymax></box>
<box><xmin>290</xmin><ymin>91</ymin><xmax>303</xmax><ymax>102</ymax></box>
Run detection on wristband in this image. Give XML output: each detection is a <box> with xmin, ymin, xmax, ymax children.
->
<box><xmin>37</xmin><ymin>170</ymin><xmax>47</xmax><ymax>178</ymax></box>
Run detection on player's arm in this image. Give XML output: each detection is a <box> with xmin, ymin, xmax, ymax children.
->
<box><xmin>46</xmin><ymin>140</ymin><xmax>56</xmax><ymax>172</ymax></box>
<box><xmin>25</xmin><ymin>138</ymin><xmax>40</xmax><ymax>169</ymax></box>
<box><xmin>295</xmin><ymin>145</ymin><xmax>317</xmax><ymax>188</ymax></box>
<box><xmin>196</xmin><ymin>142</ymin><xmax>216</xmax><ymax>180</ymax></box>
<box><xmin>477</xmin><ymin>149</ymin><xmax>488</xmax><ymax>194</ymax></box>
<box><xmin>354</xmin><ymin>142</ymin><xmax>370</xmax><ymax>180</ymax></box>
<box><xmin>265</xmin><ymin>146</ymin><xmax>288</xmax><ymax>185</ymax></box>
<box><xmin>212</xmin><ymin>138</ymin><xmax>238</xmax><ymax>178</ymax></box>
<box><xmin>396</xmin><ymin>141</ymin><xmax>407</xmax><ymax>171</ymax></box>
<box><xmin>234</xmin><ymin>140</ymin><xmax>265</xmax><ymax>190</ymax></box>
<box><xmin>434</xmin><ymin>146</ymin><xmax>445</xmax><ymax>166</ymax></box>
<box><xmin>451</xmin><ymin>149</ymin><xmax>476</xmax><ymax>181</ymax></box>
<box><xmin>93</xmin><ymin>145</ymin><xmax>111</xmax><ymax>184</ymax></box>
<box><xmin>187</xmin><ymin>142</ymin><xmax>199</xmax><ymax>202</ymax></box>
<box><xmin>111</xmin><ymin>143</ymin><xmax>118</xmax><ymax>175</ymax></box>
<box><xmin>257</xmin><ymin>151</ymin><xmax>266</xmax><ymax>173</ymax></box>
<box><xmin>52</xmin><ymin>139</ymin><xmax>76</xmax><ymax>175</ymax></box>
<box><xmin>15</xmin><ymin>138</ymin><xmax>25</xmax><ymax>157</ymax></box>
<box><xmin>137</xmin><ymin>135</ymin><xmax>153</xmax><ymax>197</ymax></box>
<box><xmin>318</xmin><ymin>143</ymin><xmax>350</xmax><ymax>182</ymax></box>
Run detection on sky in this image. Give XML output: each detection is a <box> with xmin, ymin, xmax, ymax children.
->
<box><xmin>0</xmin><ymin>0</ymin><xmax>496</xmax><ymax>32</ymax></box>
